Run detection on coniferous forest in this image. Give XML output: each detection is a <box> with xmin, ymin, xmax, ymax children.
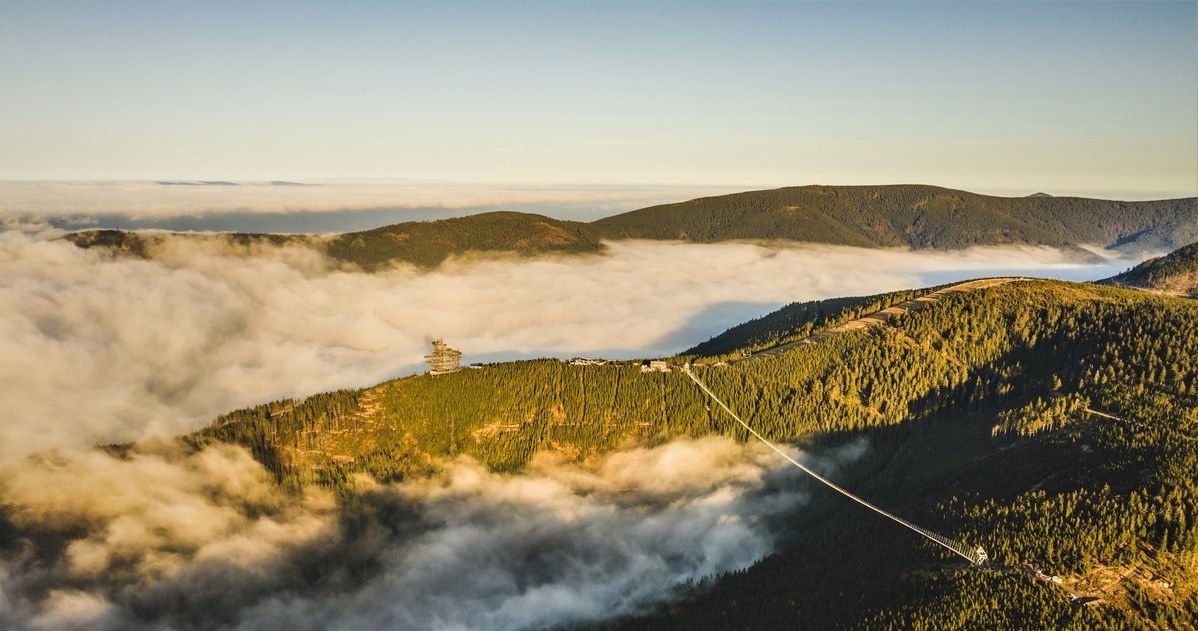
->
<box><xmin>191</xmin><ymin>278</ymin><xmax>1198</xmax><ymax>629</ymax></box>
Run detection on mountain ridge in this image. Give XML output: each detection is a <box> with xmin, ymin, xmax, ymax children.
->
<box><xmin>1100</xmin><ymin>241</ymin><xmax>1198</xmax><ymax>297</ymax></box>
<box><xmin>183</xmin><ymin>276</ymin><xmax>1198</xmax><ymax>628</ymax></box>
<box><xmin>589</xmin><ymin>184</ymin><xmax>1197</xmax><ymax>252</ymax></box>
<box><xmin>64</xmin><ymin>184</ymin><xmax>1198</xmax><ymax>269</ymax></box>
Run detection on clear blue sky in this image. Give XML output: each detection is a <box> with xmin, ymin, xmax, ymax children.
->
<box><xmin>1</xmin><ymin>0</ymin><xmax>1195</xmax><ymax>198</ymax></box>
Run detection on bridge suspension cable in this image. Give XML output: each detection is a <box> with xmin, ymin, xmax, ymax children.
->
<box><xmin>682</xmin><ymin>365</ymin><xmax>987</xmax><ymax>566</ymax></box>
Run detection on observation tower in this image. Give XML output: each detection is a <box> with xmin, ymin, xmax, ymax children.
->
<box><xmin>425</xmin><ymin>338</ymin><xmax>463</xmax><ymax>375</ymax></box>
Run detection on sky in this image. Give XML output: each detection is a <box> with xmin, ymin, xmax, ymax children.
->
<box><xmin>1</xmin><ymin>0</ymin><xmax>1196</xmax><ymax>199</ymax></box>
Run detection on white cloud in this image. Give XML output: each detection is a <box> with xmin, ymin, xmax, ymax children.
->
<box><xmin>0</xmin><ymin>442</ymin><xmax>337</xmax><ymax>631</ymax></box>
<box><xmin>290</xmin><ymin>439</ymin><xmax>803</xmax><ymax>631</ymax></box>
<box><xmin>0</xmin><ymin>219</ymin><xmax>1142</xmax><ymax>630</ymax></box>
<box><xmin>0</xmin><ymin>437</ymin><xmax>832</xmax><ymax>631</ymax></box>
<box><xmin>0</xmin><ymin>230</ymin><xmax>1136</xmax><ymax>464</ymax></box>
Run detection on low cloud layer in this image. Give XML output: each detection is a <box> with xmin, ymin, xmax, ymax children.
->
<box><xmin>0</xmin><ymin>437</ymin><xmax>826</xmax><ymax>631</ymax></box>
<box><xmin>0</xmin><ymin>216</ymin><xmax>1142</xmax><ymax>629</ymax></box>
<box><xmin>0</xmin><ymin>228</ymin><xmax>1136</xmax><ymax>463</ymax></box>
<box><xmin>0</xmin><ymin>442</ymin><xmax>337</xmax><ymax>630</ymax></box>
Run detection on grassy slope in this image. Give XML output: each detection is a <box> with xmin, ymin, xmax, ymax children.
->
<box><xmin>1102</xmin><ymin>241</ymin><xmax>1198</xmax><ymax>298</ymax></box>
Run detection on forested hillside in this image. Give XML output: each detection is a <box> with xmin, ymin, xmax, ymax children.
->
<box><xmin>65</xmin><ymin>185</ymin><xmax>1198</xmax><ymax>269</ymax></box>
<box><xmin>193</xmin><ymin>279</ymin><xmax>1198</xmax><ymax>628</ymax></box>
<box><xmin>590</xmin><ymin>185</ymin><xmax>1198</xmax><ymax>252</ymax></box>
<box><xmin>605</xmin><ymin>282</ymin><xmax>1198</xmax><ymax>630</ymax></box>
<box><xmin>322</xmin><ymin>211</ymin><xmax>603</xmax><ymax>269</ymax></box>
<box><xmin>1102</xmin><ymin>241</ymin><xmax>1198</xmax><ymax>297</ymax></box>
<box><xmin>684</xmin><ymin>287</ymin><xmax>940</xmax><ymax>358</ymax></box>
<box><xmin>66</xmin><ymin>211</ymin><xmax>603</xmax><ymax>269</ymax></box>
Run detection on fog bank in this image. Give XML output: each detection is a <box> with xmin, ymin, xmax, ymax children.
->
<box><xmin>0</xmin><ymin>180</ymin><xmax>738</xmax><ymax>228</ymax></box>
<box><xmin>0</xmin><ymin>227</ymin><xmax>1139</xmax><ymax>463</ymax></box>
<box><xmin>0</xmin><ymin>437</ymin><xmax>828</xmax><ymax>631</ymax></box>
<box><xmin>0</xmin><ymin>213</ymin><xmax>1143</xmax><ymax>629</ymax></box>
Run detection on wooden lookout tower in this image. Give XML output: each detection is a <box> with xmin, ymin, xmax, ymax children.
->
<box><xmin>425</xmin><ymin>338</ymin><xmax>463</xmax><ymax>375</ymax></box>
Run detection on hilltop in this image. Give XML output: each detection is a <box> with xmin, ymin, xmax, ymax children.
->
<box><xmin>321</xmin><ymin>211</ymin><xmax>602</xmax><ymax>270</ymax></box>
<box><xmin>66</xmin><ymin>211</ymin><xmax>602</xmax><ymax>270</ymax></box>
<box><xmin>184</xmin><ymin>278</ymin><xmax>1198</xmax><ymax>629</ymax></box>
<box><xmin>1101</xmin><ymin>241</ymin><xmax>1198</xmax><ymax>298</ymax></box>
<box><xmin>589</xmin><ymin>185</ymin><xmax>1197</xmax><ymax>252</ymax></box>
<box><xmin>64</xmin><ymin>185</ymin><xmax>1198</xmax><ymax>270</ymax></box>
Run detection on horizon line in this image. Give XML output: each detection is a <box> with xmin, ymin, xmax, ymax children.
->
<box><xmin>2</xmin><ymin>179</ymin><xmax>1196</xmax><ymax>204</ymax></box>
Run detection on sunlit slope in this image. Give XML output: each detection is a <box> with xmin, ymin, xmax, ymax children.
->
<box><xmin>1102</xmin><ymin>241</ymin><xmax>1198</xmax><ymax>297</ymax></box>
<box><xmin>613</xmin><ymin>282</ymin><xmax>1198</xmax><ymax>630</ymax></box>
<box><xmin>590</xmin><ymin>185</ymin><xmax>1198</xmax><ymax>252</ymax></box>
<box><xmin>195</xmin><ymin>279</ymin><xmax>1198</xmax><ymax>627</ymax></box>
<box><xmin>197</xmin><ymin>280</ymin><xmax>1197</xmax><ymax>490</ymax></box>
<box><xmin>194</xmin><ymin>286</ymin><xmax>944</xmax><ymax>485</ymax></box>
<box><xmin>322</xmin><ymin>211</ymin><xmax>603</xmax><ymax>269</ymax></box>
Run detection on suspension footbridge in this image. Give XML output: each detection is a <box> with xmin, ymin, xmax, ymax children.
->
<box><xmin>637</xmin><ymin>280</ymin><xmax>1030</xmax><ymax>565</ymax></box>
<box><xmin>682</xmin><ymin>360</ymin><xmax>989</xmax><ymax>565</ymax></box>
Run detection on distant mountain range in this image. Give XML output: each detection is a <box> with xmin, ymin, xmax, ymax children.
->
<box><xmin>590</xmin><ymin>185</ymin><xmax>1197</xmax><ymax>251</ymax></box>
<box><xmin>65</xmin><ymin>185</ymin><xmax>1198</xmax><ymax>269</ymax></box>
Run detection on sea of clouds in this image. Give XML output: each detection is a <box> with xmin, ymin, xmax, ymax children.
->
<box><xmin>0</xmin><ymin>437</ymin><xmax>830</xmax><ymax>631</ymax></box>
<box><xmin>0</xmin><ymin>194</ymin><xmax>1144</xmax><ymax>629</ymax></box>
<box><xmin>0</xmin><ymin>226</ymin><xmax>1136</xmax><ymax>461</ymax></box>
